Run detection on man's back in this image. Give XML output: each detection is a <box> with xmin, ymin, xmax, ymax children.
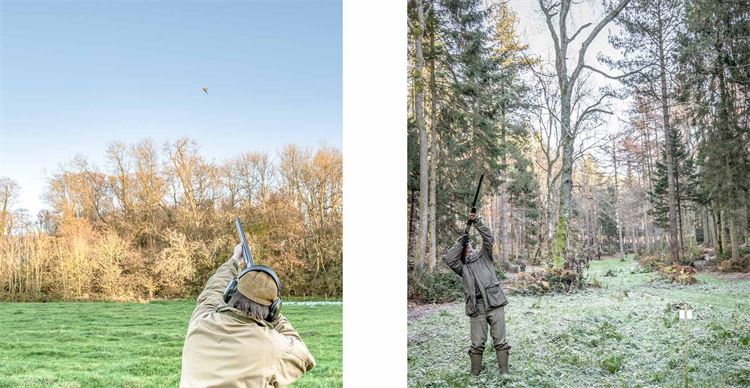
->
<box><xmin>181</xmin><ymin>309</ymin><xmax>315</xmax><ymax>388</ymax></box>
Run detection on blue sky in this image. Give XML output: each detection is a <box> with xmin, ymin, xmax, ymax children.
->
<box><xmin>0</xmin><ymin>0</ymin><xmax>342</xmax><ymax>216</ymax></box>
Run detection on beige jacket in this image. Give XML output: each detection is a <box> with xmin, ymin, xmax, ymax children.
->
<box><xmin>180</xmin><ymin>259</ymin><xmax>315</xmax><ymax>387</ymax></box>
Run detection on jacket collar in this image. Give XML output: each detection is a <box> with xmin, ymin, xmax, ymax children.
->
<box><xmin>216</xmin><ymin>305</ymin><xmax>272</xmax><ymax>328</ymax></box>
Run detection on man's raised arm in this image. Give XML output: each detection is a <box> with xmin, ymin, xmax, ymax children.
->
<box><xmin>445</xmin><ymin>237</ymin><xmax>465</xmax><ymax>276</ymax></box>
<box><xmin>190</xmin><ymin>245</ymin><xmax>242</xmax><ymax>323</ymax></box>
<box><xmin>474</xmin><ymin>218</ymin><xmax>494</xmax><ymax>259</ymax></box>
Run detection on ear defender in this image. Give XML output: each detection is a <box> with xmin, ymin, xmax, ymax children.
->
<box><xmin>266</xmin><ymin>297</ymin><xmax>282</xmax><ymax>322</ymax></box>
<box><xmin>222</xmin><ymin>265</ymin><xmax>282</xmax><ymax>322</ymax></box>
<box><xmin>222</xmin><ymin>278</ymin><xmax>238</xmax><ymax>303</ymax></box>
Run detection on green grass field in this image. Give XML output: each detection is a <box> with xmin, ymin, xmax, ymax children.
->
<box><xmin>0</xmin><ymin>300</ymin><xmax>341</xmax><ymax>387</ymax></box>
<box><xmin>408</xmin><ymin>258</ymin><xmax>750</xmax><ymax>387</ymax></box>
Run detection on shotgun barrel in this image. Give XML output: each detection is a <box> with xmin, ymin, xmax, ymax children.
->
<box><xmin>464</xmin><ymin>174</ymin><xmax>484</xmax><ymax>235</ymax></box>
<box><xmin>235</xmin><ymin>217</ymin><xmax>255</xmax><ymax>268</ymax></box>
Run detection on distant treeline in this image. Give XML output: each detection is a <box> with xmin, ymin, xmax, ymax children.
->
<box><xmin>0</xmin><ymin>138</ymin><xmax>342</xmax><ymax>301</ymax></box>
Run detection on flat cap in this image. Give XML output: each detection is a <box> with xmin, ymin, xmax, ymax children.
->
<box><xmin>237</xmin><ymin>270</ymin><xmax>278</xmax><ymax>306</ymax></box>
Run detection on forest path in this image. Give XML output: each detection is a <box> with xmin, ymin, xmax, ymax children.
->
<box><xmin>408</xmin><ymin>258</ymin><xmax>750</xmax><ymax>387</ymax></box>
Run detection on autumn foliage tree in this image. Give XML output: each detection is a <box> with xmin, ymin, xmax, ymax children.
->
<box><xmin>0</xmin><ymin>138</ymin><xmax>342</xmax><ymax>301</ymax></box>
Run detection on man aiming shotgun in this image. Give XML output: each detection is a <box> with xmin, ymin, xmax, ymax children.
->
<box><xmin>180</xmin><ymin>218</ymin><xmax>315</xmax><ymax>387</ymax></box>
<box><xmin>444</xmin><ymin>175</ymin><xmax>511</xmax><ymax>376</ymax></box>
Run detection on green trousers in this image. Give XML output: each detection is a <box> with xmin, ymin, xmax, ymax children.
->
<box><xmin>469</xmin><ymin>301</ymin><xmax>509</xmax><ymax>355</ymax></box>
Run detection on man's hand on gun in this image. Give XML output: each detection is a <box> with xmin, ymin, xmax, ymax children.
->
<box><xmin>230</xmin><ymin>243</ymin><xmax>251</xmax><ymax>270</ymax></box>
<box><xmin>460</xmin><ymin>234</ymin><xmax>470</xmax><ymax>246</ymax></box>
<box><xmin>460</xmin><ymin>213</ymin><xmax>478</xmax><ymax>248</ymax></box>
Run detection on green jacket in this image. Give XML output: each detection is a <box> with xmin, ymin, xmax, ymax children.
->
<box><xmin>445</xmin><ymin>219</ymin><xmax>508</xmax><ymax>317</ymax></box>
<box><xmin>180</xmin><ymin>258</ymin><xmax>315</xmax><ymax>387</ymax></box>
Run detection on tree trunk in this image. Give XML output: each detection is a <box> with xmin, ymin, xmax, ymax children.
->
<box><xmin>553</xmin><ymin>103</ymin><xmax>574</xmax><ymax>268</ymax></box>
<box><xmin>545</xmin><ymin>168</ymin><xmax>555</xmax><ymax>258</ymax></box>
<box><xmin>715</xmin><ymin>206</ymin><xmax>724</xmax><ymax>255</ymax></box>
<box><xmin>703</xmin><ymin>207</ymin><xmax>714</xmax><ymax>247</ymax></box>
<box><xmin>643</xmin><ymin>202</ymin><xmax>651</xmax><ymax>253</ymax></box>
<box><xmin>613</xmin><ymin>138</ymin><xmax>626</xmax><ymax>260</ymax></box>
<box><xmin>729</xmin><ymin>211</ymin><xmax>739</xmax><ymax>261</ymax></box>
<box><xmin>657</xmin><ymin>7</ymin><xmax>680</xmax><ymax>264</ymax></box>
<box><xmin>427</xmin><ymin>18</ymin><xmax>438</xmax><ymax>272</ymax></box>
<box><xmin>687</xmin><ymin>208</ymin><xmax>697</xmax><ymax>247</ymax></box>
<box><xmin>513</xmin><ymin>208</ymin><xmax>520</xmax><ymax>263</ymax></box>
<box><xmin>493</xmin><ymin>195</ymin><xmax>501</xmax><ymax>256</ymax></box>
<box><xmin>676</xmin><ymin>173</ymin><xmax>685</xmax><ymax>252</ymax></box>
<box><xmin>720</xmin><ymin>209</ymin><xmax>731</xmax><ymax>258</ymax></box>
<box><xmin>407</xmin><ymin>189</ymin><xmax>418</xmax><ymax>260</ymax></box>
<box><xmin>631</xmin><ymin>216</ymin><xmax>639</xmax><ymax>256</ymax></box>
<box><xmin>414</xmin><ymin>0</ymin><xmax>429</xmax><ymax>271</ymax></box>
<box><xmin>499</xmin><ymin>119</ymin><xmax>511</xmax><ymax>269</ymax></box>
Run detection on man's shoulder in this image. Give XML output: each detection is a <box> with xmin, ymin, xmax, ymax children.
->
<box><xmin>266</xmin><ymin>324</ymin><xmax>299</xmax><ymax>350</ymax></box>
<box><xmin>193</xmin><ymin>311</ymin><xmax>268</xmax><ymax>333</ymax></box>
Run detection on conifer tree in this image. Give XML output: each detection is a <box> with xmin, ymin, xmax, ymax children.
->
<box><xmin>676</xmin><ymin>0</ymin><xmax>750</xmax><ymax>261</ymax></box>
<box><xmin>432</xmin><ymin>0</ymin><xmax>503</xmax><ymax>247</ymax></box>
<box><xmin>647</xmin><ymin>127</ymin><xmax>698</xmax><ymax>253</ymax></box>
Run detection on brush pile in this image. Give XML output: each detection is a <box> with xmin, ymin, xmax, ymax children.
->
<box><xmin>657</xmin><ymin>264</ymin><xmax>698</xmax><ymax>284</ymax></box>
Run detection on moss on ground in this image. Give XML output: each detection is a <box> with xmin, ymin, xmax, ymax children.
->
<box><xmin>408</xmin><ymin>258</ymin><xmax>750</xmax><ymax>387</ymax></box>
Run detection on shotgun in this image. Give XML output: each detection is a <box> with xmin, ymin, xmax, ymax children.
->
<box><xmin>222</xmin><ymin>217</ymin><xmax>256</xmax><ymax>303</ymax></box>
<box><xmin>462</xmin><ymin>174</ymin><xmax>484</xmax><ymax>260</ymax></box>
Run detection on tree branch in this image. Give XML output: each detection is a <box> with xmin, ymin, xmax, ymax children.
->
<box><xmin>568</xmin><ymin>22</ymin><xmax>592</xmax><ymax>42</ymax></box>
<box><xmin>571</xmin><ymin>0</ymin><xmax>632</xmax><ymax>83</ymax></box>
<box><xmin>575</xmin><ymin>92</ymin><xmax>614</xmax><ymax>133</ymax></box>
<box><xmin>583</xmin><ymin>63</ymin><xmax>654</xmax><ymax>81</ymax></box>
<box><xmin>539</xmin><ymin>0</ymin><xmax>562</xmax><ymax>59</ymax></box>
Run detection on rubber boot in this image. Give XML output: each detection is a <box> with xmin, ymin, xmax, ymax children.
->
<box><xmin>469</xmin><ymin>353</ymin><xmax>483</xmax><ymax>376</ymax></box>
<box><xmin>496</xmin><ymin>349</ymin><xmax>509</xmax><ymax>374</ymax></box>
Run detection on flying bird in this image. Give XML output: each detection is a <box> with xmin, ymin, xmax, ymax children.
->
<box><xmin>202</xmin><ymin>86</ymin><xmax>209</xmax><ymax>94</ymax></box>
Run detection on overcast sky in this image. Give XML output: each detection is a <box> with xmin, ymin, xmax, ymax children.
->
<box><xmin>0</xmin><ymin>0</ymin><xmax>342</xmax><ymax>217</ymax></box>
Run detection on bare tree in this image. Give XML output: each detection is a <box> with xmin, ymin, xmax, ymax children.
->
<box><xmin>0</xmin><ymin>178</ymin><xmax>20</xmax><ymax>236</ymax></box>
<box><xmin>538</xmin><ymin>0</ymin><xmax>631</xmax><ymax>267</ymax></box>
